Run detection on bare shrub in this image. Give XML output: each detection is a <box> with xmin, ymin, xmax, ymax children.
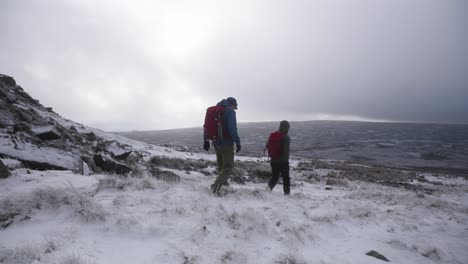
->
<box><xmin>97</xmin><ymin>173</ymin><xmax>159</xmax><ymax>191</ymax></box>
<box><xmin>59</xmin><ymin>252</ymin><xmax>86</xmax><ymax>264</ymax></box>
<box><xmin>221</xmin><ymin>251</ymin><xmax>234</xmax><ymax>263</ymax></box>
<box><xmin>274</xmin><ymin>254</ymin><xmax>307</xmax><ymax>264</ymax></box>
<box><xmin>305</xmin><ymin>172</ymin><xmax>321</xmax><ymax>182</ymax></box>
<box><xmin>225</xmin><ymin>212</ymin><xmax>241</xmax><ymax>230</ymax></box>
<box><xmin>297</xmin><ymin>160</ymin><xmax>334</xmax><ymax>171</ymax></box>
<box><xmin>180</xmin><ymin>252</ymin><xmax>200</xmax><ymax>264</ymax></box>
<box><xmin>0</xmin><ymin>185</ymin><xmax>107</xmax><ymax>226</ymax></box>
<box><xmin>232</xmin><ymin>160</ymin><xmax>272</xmax><ymax>183</ymax></box>
<box><xmin>149</xmin><ymin>168</ymin><xmax>181</xmax><ymax>182</ymax></box>
<box><xmin>420</xmin><ymin>247</ymin><xmax>442</xmax><ymax>261</ymax></box>
<box><xmin>43</xmin><ymin>235</ymin><xmax>59</xmax><ymax>254</ymax></box>
<box><xmin>220</xmin><ymin>250</ymin><xmax>247</xmax><ymax>264</ymax></box>
<box><xmin>157</xmin><ymin>171</ymin><xmax>180</xmax><ymax>182</ymax></box>
<box><xmin>325</xmin><ymin>177</ymin><xmax>348</xmax><ymax>187</ymax></box>
<box><xmin>298</xmin><ymin>159</ymin><xmax>420</xmax><ymax>187</ymax></box>
<box><xmin>0</xmin><ymin>243</ymin><xmax>41</xmax><ymax>264</ymax></box>
<box><xmin>96</xmin><ymin>176</ymin><xmax>127</xmax><ymax>191</ymax></box>
<box><xmin>149</xmin><ymin>156</ymin><xmax>215</xmax><ymax>171</ymax></box>
<box><xmin>0</xmin><ymin>242</ymin><xmax>87</xmax><ymax>264</ymax></box>
<box><xmin>0</xmin><ymin>247</ymin><xmax>14</xmax><ymax>263</ymax></box>
<box><xmin>253</xmin><ymin>167</ymin><xmax>271</xmax><ymax>181</ymax></box>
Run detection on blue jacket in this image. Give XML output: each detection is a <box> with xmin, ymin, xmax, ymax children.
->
<box><xmin>216</xmin><ymin>99</ymin><xmax>240</xmax><ymax>146</ymax></box>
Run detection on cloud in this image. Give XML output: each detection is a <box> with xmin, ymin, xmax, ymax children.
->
<box><xmin>0</xmin><ymin>0</ymin><xmax>467</xmax><ymax>131</ymax></box>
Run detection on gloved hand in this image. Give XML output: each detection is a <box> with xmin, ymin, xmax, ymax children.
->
<box><xmin>236</xmin><ymin>144</ymin><xmax>241</xmax><ymax>153</ymax></box>
<box><xmin>203</xmin><ymin>141</ymin><xmax>210</xmax><ymax>151</ymax></box>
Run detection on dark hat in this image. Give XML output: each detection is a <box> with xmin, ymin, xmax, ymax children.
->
<box><xmin>226</xmin><ymin>97</ymin><xmax>238</xmax><ymax>109</ymax></box>
<box><xmin>279</xmin><ymin>120</ymin><xmax>290</xmax><ymax>133</ymax></box>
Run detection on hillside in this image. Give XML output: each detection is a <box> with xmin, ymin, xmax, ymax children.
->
<box><xmin>1</xmin><ymin>75</ymin><xmax>467</xmax><ymax>264</ymax></box>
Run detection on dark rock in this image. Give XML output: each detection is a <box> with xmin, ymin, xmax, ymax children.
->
<box><xmin>85</xmin><ymin>132</ymin><xmax>97</xmax><ymax>141</ymax></box>
<box><xmin>0</xmin><ymin>75</ymin><xmax>16</xmax><ymax>87</ymax></box>
<box><xmin>32</xmin><ymin>126</ymin><xmax>61</xmax><ymax>140</ymax></box>
<box><xmin>0</xmin><ymin>160</ymin><xmax>11</xmax><ymax>178</ymax></box>
<box><xmin>17</xmin><ymin>159</ymin><xmax>68</xmax><ymax>171</ymax></box>
<box><xmin>0</xmin><ymin>88</ymin><xmax>7</xmax><ymax>98</ymax></box>
<box><xmin>114</xmin><ymin>151</ymin><xmax>132</xmax><ymax>160</ymax></box>
<box><xmin>93</xmin><ymin>154</ymin><xmax>131</xmax><ymax>175</ymax></box>
<box><xmin>13</xmin><ymin>123</ymin><xmax>30</xmax><ymax>133</ymax></box>
<box><xmin>366</xmin><ymin>250</ymin><xmax>390</xmax><ymax>262</ymax></box>
<box><xmin>102</xmin><ymin>140</ymin><xmax>133</xmax><ymax>160</ymax></box>
<box><xmin>46</xmin><ymin>107</ymin><xmax>53</xmax><ymax>112</ymax></box>
<box><xmin>1</xmin><ymin>219</ymin><xmax>14</xmax><ymax>229</ymax></box>
<box><xmin>15</xmin><ymin>109</ymin><xmax>33</xmax><ymax>122</ymax></box>
<box><xmin>6</xmin><ymin>93</ymin><xmax>18</xmax><ymax>103</ymax></box>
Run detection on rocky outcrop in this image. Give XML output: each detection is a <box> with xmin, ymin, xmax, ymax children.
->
<box><xmin>0</xmin><ymin>74</ymin><xmax>146</xmax><ymax>175</ymax></box>
<box><xmin>0</xmin><ymin>75</ymin><xmax>16</xmax><ymax>87</ymax></box>
<box><xmin>0</xmin><ymin>160</ymin><xmax>10</xmax><ymax>178</ymax></box>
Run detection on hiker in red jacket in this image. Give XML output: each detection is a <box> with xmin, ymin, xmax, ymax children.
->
<box><xmin>203</xmin><ymin>97</ymin><xmax>241</xmax><ymax>194</ymax></box>
<box><xmin>265</xmin><ymin>120</ymin><xmax>291</xmax><ymax>195</ymax></box>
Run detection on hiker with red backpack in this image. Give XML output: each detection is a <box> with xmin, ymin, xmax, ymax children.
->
<box><xmin>203</xmin><ymin>97</ymin><xmax>241</xmax><ymax>194</ymax></box>
<box><xmin>265</xmin><ymin>120</ymin><xmax>291</xmax><ymax>195</ymax></box>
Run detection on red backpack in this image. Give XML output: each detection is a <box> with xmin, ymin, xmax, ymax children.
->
<box><xmin>204</xmin><ymin>105</ymin><xmax>225</xmax><ymax>141</ymax></box>
<box><xmin>265</xmin><ymin>131</ymin><xmax>284</xmax><ymax>159</ymax></box>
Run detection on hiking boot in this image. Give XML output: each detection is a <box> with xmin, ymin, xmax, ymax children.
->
<box><xmin>211</xmin><ymin>183</ymin><xmax>222</xmax><ymax>194</ymax></box>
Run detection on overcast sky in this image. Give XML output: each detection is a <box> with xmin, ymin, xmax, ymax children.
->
<box><xmin>1</xmin><ymin>0</ymin><xmax>467</xmax><ymax>131</ymax></box>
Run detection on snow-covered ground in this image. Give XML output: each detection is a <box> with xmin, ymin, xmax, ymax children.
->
<box><xmin>2</xmin><ymin>74</ymin><xmax>466</xmax><ymax>263</ymax></box>
<box><xmin>1</xmin><ymin>156</ymin><xmax>467</xmax><ymax>264</ymax></box>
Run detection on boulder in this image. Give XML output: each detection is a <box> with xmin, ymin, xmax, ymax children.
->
<box><xmin>0</xmin><ymin>137</ymin><xmax>81</xmax><ymax>172</ymax></box>
<box><xmin>105</xmin><ymin>141</ymin><xmax>132</xmax><ymax>160</ymax></box>
<box><xmin>93</xmin><ymin>154</ymin><xmax>131</xmax><ymax>175</ymax></box>
<box><xmin>0</xmin><ymin>160</ymin><xmax>10</xmax><ymax>178</ymax></box>
<box><xmin>31</xmin><ymin>125</ymin><xmax>61</xmax><ymax>140</ymax></box>
<box><xmin>366</xmin><ymin>250</ymin><xmax>390</xmax><ymax>262</ymax></box>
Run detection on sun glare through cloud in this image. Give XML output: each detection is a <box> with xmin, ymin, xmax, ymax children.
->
<box><xmin>156</xmin><ymin>4</ymin><xmax>218</xmax><ymax>60</ymax></box>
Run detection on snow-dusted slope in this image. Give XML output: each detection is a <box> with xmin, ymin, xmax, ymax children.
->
<box><xmin>1</xmin><ymin>162</ymin><xmax>467</xmax><ymax>264</ymax></box>
<box><xmin>1</xmin><ymin>74</ymin><xmax>218</xmax><ymax>175</ymax></box>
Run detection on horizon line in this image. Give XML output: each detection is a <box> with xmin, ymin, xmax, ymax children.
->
<box><xmin>114</xmin><ymin>119</ymin><xmax>468</xmax><ymax>133</ymax></box>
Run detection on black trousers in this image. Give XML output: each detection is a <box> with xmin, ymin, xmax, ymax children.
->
<box><xmin>268</xmin><ymin>162</ymin><xmax>290</xmax><ymax>194</ymax></box>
